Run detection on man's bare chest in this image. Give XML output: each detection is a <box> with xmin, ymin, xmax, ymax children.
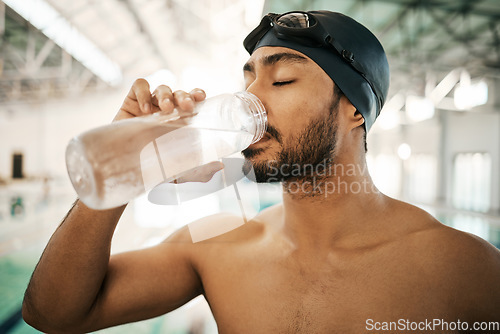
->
<box><xmin>199</xmin><ymin>250</ymin><xmax>455</xmax><ymax>334</ymax></box>
<box><xmin>200</xmin><ymin>253</ymin><xmax>454</xmax><ymax>333</ymax></box>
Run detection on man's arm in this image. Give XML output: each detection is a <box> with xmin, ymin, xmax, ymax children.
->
<box><xmin>22</xmin><ymin>200</ymin><xmax>202</xmax><ymax>332</ymax></box>
<box><xmin>22</xmin><ymin>80</ymin><xmax>211</xmax><ymax>332</ymax></box>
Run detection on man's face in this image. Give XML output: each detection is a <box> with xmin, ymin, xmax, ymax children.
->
<box><xmin>241</xmin><ymin>46</ymin><xmax>341</xmax><ymax>182</ymax></box>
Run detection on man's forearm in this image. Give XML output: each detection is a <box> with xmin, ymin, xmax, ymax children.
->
<box><xmin>22</xmin><ymin>199</ymin><xmax>126</xmax><ymax>329</ymax></box>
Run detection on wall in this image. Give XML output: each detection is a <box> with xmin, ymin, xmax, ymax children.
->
<box><xmin>0</xmin><ymin>87</ymin><xmax>128</xmax><ymax>182</ymax></box>
<box><xmin>444</xmin><ymin>110</ymin><xmax>500</xmax><ymax>213</ymax></box>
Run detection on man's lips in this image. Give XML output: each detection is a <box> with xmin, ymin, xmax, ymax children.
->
<box><xmin>262</xmin><ymin>132</ymin><xmax>273</xmax><ymax>140</ymax></box>
<box><xmin>250</xmin><ymin>132</ymin><xmax>272</xmax><ymax>146</ymax></box>
<box><xmin>259</xmin><ymin>132</ymin><xmax>273</xmax><ymax>142</ymax></box>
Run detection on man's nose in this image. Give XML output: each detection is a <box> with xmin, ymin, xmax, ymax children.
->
<box><xmin>246</xmin><ymin>83</ymin><xmax>269</xmax><ymax>113</ymax></box>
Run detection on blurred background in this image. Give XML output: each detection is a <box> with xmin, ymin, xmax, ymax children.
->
<box><xmin>1</xmin><ymin>0</ymin><xmax>499</xmax><ymax>333</ymax></box>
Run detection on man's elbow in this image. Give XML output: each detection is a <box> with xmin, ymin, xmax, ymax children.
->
<box><xmin>22</xmin><ymin>297</ymin><xmax>48</xmax><ymax>332</ymax></box>
<box><xmin>22</xmin><ymin>297</ymin><xmax>81</xmax><ymax>333</ymax></box>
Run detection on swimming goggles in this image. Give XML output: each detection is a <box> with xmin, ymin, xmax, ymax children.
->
<box><xmin>243</xmin><ymin>11</ymin><xmax>368</xmax><ymax>78</ymax></box>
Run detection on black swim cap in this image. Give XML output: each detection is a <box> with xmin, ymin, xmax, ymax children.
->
<box><xmin>244</xmin><ymin>10</ymin><xmax>390</xmax><ymax>132</ymax></box>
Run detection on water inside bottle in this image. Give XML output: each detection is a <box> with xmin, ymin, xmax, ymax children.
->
<box><xmin>67</xmin><ymin>115</ymin><xmax>254</xmax><ymax>209</ymax></box>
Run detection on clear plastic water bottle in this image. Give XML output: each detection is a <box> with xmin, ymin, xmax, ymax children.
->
<box><xmin>65</xmin><ymin>92</ymin><xmax>267</xmax><ymax>210</ymax></box>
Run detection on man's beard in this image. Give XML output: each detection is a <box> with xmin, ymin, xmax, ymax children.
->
<box><xmin>242</xmin><ymin>94</ymin><xmax>340</xmax><ymax>184</ymax></box>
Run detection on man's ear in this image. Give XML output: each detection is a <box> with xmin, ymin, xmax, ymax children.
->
<box><xmin>340</xmin><ymin>97</ymin><xmax>365</xmax><ymax>130</ymax></box>
<box><xmin>353</xmin><ymin>110</ymin><xmax>365</xmax><ymax>129</ymax></box>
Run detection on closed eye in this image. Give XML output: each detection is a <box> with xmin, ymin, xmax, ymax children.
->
<box><xmin>273</xmin><ymin>80</ymin><xmax>294</xmax><ymax>87</ymax></box>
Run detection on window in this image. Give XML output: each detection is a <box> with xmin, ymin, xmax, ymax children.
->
<box><xmin>407</xmin><ymin>154</ymin><xmax>437</xmax><ymax>203</ymax></box>
<box><xmin>452</xmin><ymin>152</ymin><xmax>491</xmax><ymax>212</ymax></box>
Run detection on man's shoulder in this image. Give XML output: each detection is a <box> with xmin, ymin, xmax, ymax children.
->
<box><xmin>389</xmin><ymin>199</ymin><xmax>500</xmax><ymax>266</ymax></box>
<box><xmin>424</xmin><ymin>225</ymin><xmax>500</xmax><ymax>318</ymax></box>
<box><xmin>390</xmin><ymin>200</ymin><xmax>500</xmax><ymax>316</ymax></box>
<box><xmin>382</xmin><ymin>199</ymin><xmax>500</xmax><ymax>318</ymax></box>
<box><xmin>399</xmin><ymin>204</ymin><xmax>500</xmax><ymax>263</ymax></box>
<box><xmin>177</xmin><ymin>203</ymin><xmax>282</xmax><ymax>246</ymax></box>
<box><xmin>412</xmin><ymin>220</ymin><xmax>500</xmax><ymax>269</ymax></box>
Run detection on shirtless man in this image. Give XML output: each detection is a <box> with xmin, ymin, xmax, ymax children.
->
<box><xmin>23</xmin><ymin>10</ymin><xmax>500</xmax><ymax>333</ymax></box>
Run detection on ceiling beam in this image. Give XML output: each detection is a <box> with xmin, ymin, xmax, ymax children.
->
<box><xmin>376</xmin><ymin>1</ymin><xmax>416</xmax><ymax>38</ymax></box>
<box><xmin>119</xmin><ymin>0</ymin><xmax>168</xmax><ymax>69</ymax></box>
<box><xmin>367</xmin><ymin>0</ymin><xmax>499</xmax><ymax>19</ymax></box>
<box><xmin>426</xmin><ymin>8</ymin><xmax>495</xmax><ymax>64</ymax></box>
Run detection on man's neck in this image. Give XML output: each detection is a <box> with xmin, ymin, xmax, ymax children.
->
<box><xmin>279</xmin><ymin>161</ymin><xmax>389</xmax><ymax>252</ymax></box>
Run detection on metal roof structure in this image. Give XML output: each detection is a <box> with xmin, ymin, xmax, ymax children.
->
<box><xmin>0</xmin><ymin>0</ymin><xmax>264</xmax><ymax>103</ymax></box>
<box><xmin>1</xmin><ymin>0</ymin><xmax>499</xmax><ymax>104</ymax></box>
<box><xmin>264</xmin><ymin>0</ymin><xmax>500</xmax><ymax>100</ymax></box>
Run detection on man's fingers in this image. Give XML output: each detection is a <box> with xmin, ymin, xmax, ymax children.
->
<box><xmin>116</xmin><ymin>79</ymin><xmax>151</xmax><ymax>120</ymax></box>
<box><xmin>152</xmin><ymin>85</ymin><xmax>175</xmax><ymax>112</ymax></box>
<box><xmin>116</xmin><ymin>79</ymin><xmax>206</xmax><ymax>122</ymax></box>
<box><xmin>189</xmin><ymin>88</ymin><xmax>206</xmax><ymax>102</ymax></box>
<box><xmin>131</xmin><ymin>79</ymin><xmax>153</xmax><ymax>114</ymax></box>
<box><xmin>152</xmin><ymin>87</ymin><xmax>205</xmax><ymax>113</ymax></box>
<box><xmin>173</xmin><ymin>90</ymin><xmax>195</xmax><ymax>111</ymax></box>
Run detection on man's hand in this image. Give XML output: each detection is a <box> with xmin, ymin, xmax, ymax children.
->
<box><xmin>113</xmin><ymin>79</ymin><xmax>223</xmax><ymax>181</ymax></box>
<box><xmin>114</xmin><ymin>78</ymin><xmax>207</xmax><ymax>121</ymax></box>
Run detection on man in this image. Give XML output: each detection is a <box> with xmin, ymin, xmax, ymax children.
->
<box><xmin>23</xmin><ymin>10</ymin><xmax>500</xmax><ymax>333</ymax></box>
